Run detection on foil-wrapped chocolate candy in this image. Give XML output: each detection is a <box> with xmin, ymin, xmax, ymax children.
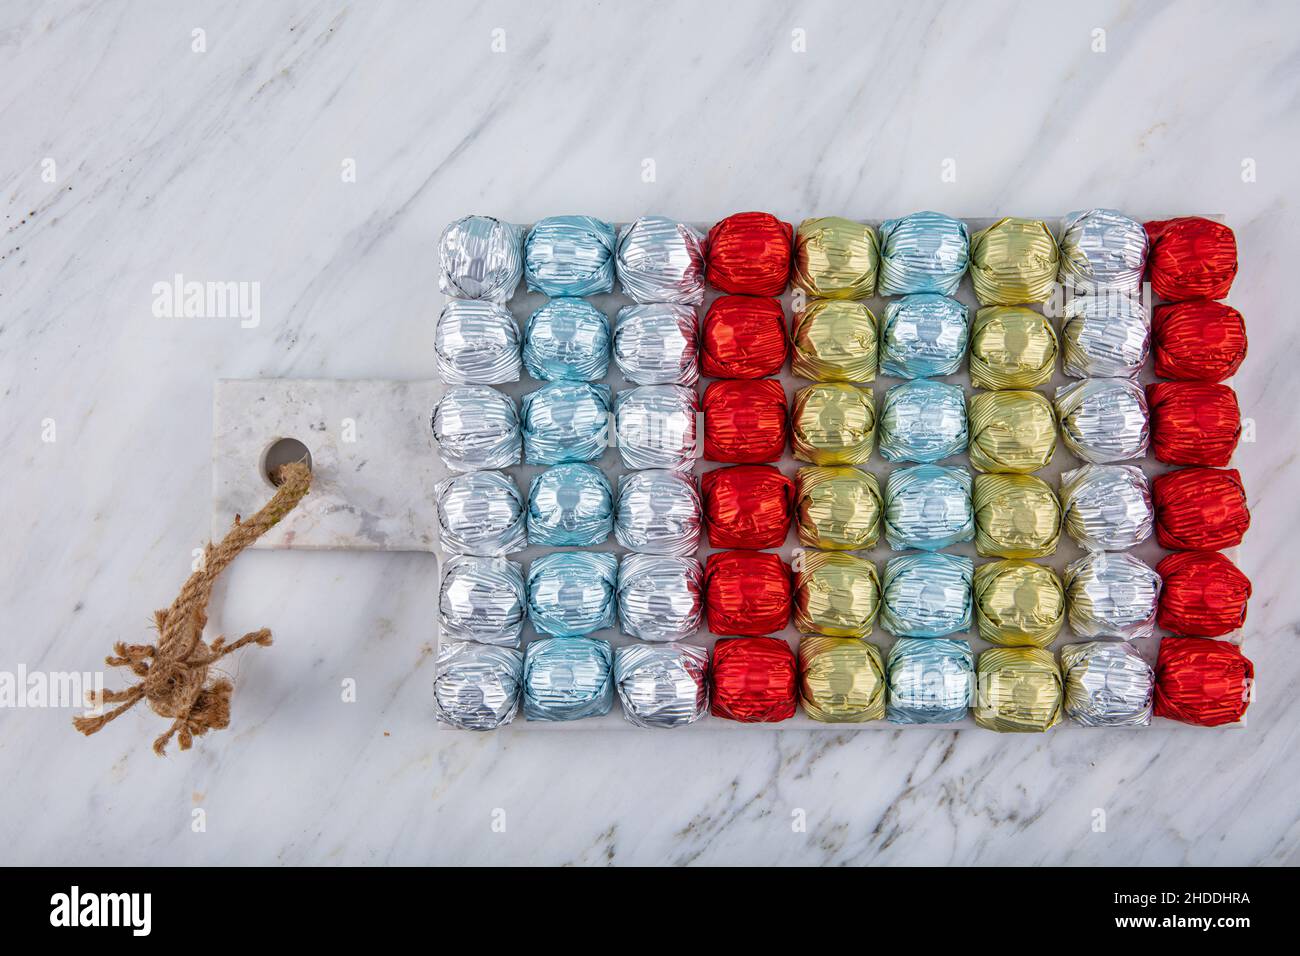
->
<box><xmin>705</xmin><ymin>211</ymin><xmax>793</xmax><ymax>296</ymax></box>
<box><xmin>705</xmin><ymin>551</ymin><xmax>792</xmax><ymax>636</ymax></box>
<box><xmin>435</xmin><ymin>300</ymin><xmax>522</xmax><ymax>385</ymax></box>
<box><xmin>701</xmin><ymin>464</ymin><xmax>793</xmax><ymax>550</ymax></box>
<box><xmin>614</xmin><ymin>643</ymin><xmax>709</xmax><ymax>728</ymax></box>
<box><xmin>435</xmin><ymin>470</ymin><xmax>528</xmax><ymax>556</ymax></box>
<box><xmin>613</xmin><ymin>303</ymin><xmax>699</xmax><ymax>386</ymax></box>
<box><xmin>613</xmin><ymin>469</ymin><xmax>702</xmax><ymax>556</ymax></box>
<box><xmin>794</xmin><ymin>466</ymin><xmax>882</xmax><ymax>550</ymax></box>
<box><xmin>438</xmin><ymin>215</ymin><xmax>523</xmax><ymax>302</ymax></box>
<box><xmin>969</xmin><ymin>306</ymin><xmax>1058</xmax><ymax>389</ymax></box>
<box><xmin>886</xmin><ymin>638</ymin><xmax>974</xmax><ymax>725</ymax></box>
<box><xmin>791</xmin><ymin>300</ymin><xmax>878</xmax><ymax>382</ymax></box>
<box><xmin>877</xmin><ymin>211</ymin><xmax>970</xmax><ymax>296</ymax></box>
<box><xmin>967</xmin><ymin>389</ymin><xmax>1057</xmax><ymax>474</ymax></box>
<box><xmin>703</xmin><ymin>378</ymin><xmax>788</xmax><ymax>463</ymax></box>
<box><xmin>1058</xmin><ymin>464</ymin><xmax>1153</xmax><ymax>551</ymax></box>
<box><xmin>520</xmin><ymin>381</ymin><xmax>611</xmax><ymax>465</ymax></box>
<box><xmin>525</xmin><ymin>551</ymin><xmax>618</xmax><ymax>637</ymax></box>
<box><xmin>877</xmin><ymin>379</ymin><xmax>969</xmax><ymax>463</ymax></box>
<box><xmin>798</xmin><ymin>636</ymin><xmax>886</xmax><ymax>722</ymax></box>
<box><xmin>1054</xmin><ymin>378</ymin><xmax>1149</xmax><ymax>464</ymax></box>
<box><xmin>973</xmin><ymin>647</ymin><xmax>1062</xmax><ymax>733</ymax></box>
<box><xmin>702</xmin><ymin>296</ymin><xmax>787</xmax><ymax>378</ymax></box>
<box><xmin>1064</xmin><ymin>551</ymin><xmax>1161</xmax><ymax>641</ymax></box>
<box><xmin>439</xmin><ymin>556</ymin><xmax>527</xmax><ymax>647</ymax></box>
<box><xmin>432</xmin><ymin>385</ymin><xmax>521</xmax><ymax>471</ymax></box>
<box><xmin>968</xmin><ymin>217</ymin><xmax>1059</xmax><ymax>306</ymax></box>
<box><xmin>710</xmin><ymin>636</ymin><xmax>797</xmax><ymax>722</ymax></box>
<box><xmin>614</xmin><ymin>384</ymin><xmax>698</xmax><ymax>471</ymax></box>
<box><xmin>616</xmin><ymin>553</ymin><xmax>703</xmax><ymax>641</ymax></box>
<box><xmin>972</xmin><ymin>473</ymin><xmax>1061</xmax><ymax>559</ymax></box>
<box><xmin>616</xmin><ymin>216</ymin><xmax>706</xmax><ymax>304</ymax></box>
<box><xmin>972</xmin><ymin>559</ymin><xmax>1064</xmax><ymax>648</ymax></box>
<box><xmin>1061</xmin><ymin>640</ymin><xmax>1154</xmax><ymax>727</ymax></box>
<box><xmin>1057</xmin><ymin>209</ymin><xmax>1149</xmax><ymax>295</ymax></box>
<box><xmin>1145</xmin><ymin>217</ymin><xmax>1238</xmax><ymax>302</ymax></box>
<box><xmin>880</xmin><ymin>552</ymin><xmax>974</xmax><ymax>638</ymax></box>
<box><xmin>793</xmin><ymin>217</ymin><xmax>879</xmax><ymax>298</ymax></box>
<box><xmin>879</xmin><ymin>293</ymin><xmax>970</xmax><ymax>378</ymax></box>
<box><xmin>522</xmin><ymin>637</ymin><xmax>614</xmax><ymax>722</ymax></box>
<box><xmin>434</xmin><ymin>640</ymin><xmax>524</xmax><ymax>730</ymax></box>
<box><xmin>882</xmin><ymin>464</ymin><xmax>974</xmax><ymax>551</ymax></box>
<box><xmin>522</xmin><ymin>297</ymin><xmax>611</xmax><ymax>382</ymax></box>
<box><xmin>791</xmin><ymin>383</ymin><xmax>876</xmax><ymax>465</ymax></box>
<box><xmin>523</xmin><ymin>215</ymin><xmax>617</xmax><ymax>297</ymax></box>
<box><xmin>1060</xmin><ymin>294</ymin><xmax>1150</xmax><ymax>379</ymax></box>
<box><xmin>793</xmin><ymin>551</ymin><xmax>880</xmax><ymax>638</ymax></box>
<box><xmin>526</xmin><ymin>463</ymin><xmax>613</xmax><ymax>547</ymax></box>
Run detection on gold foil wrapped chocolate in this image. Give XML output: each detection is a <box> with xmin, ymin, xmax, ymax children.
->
<box><xmin>798</xmin><ymin>636</ymin><xmax>886</xmax><ymax>722</ymax></box>
<box><xmin>973</xmin><ymin>559</ymin><xmax>1065</xmax><ymax>647</ymax></box>
<box><xmin>972</xmin><ymin>474</ymin><xmax>1061</xmax><ymax>558</ymax></box>
<box><xmin>791</xmin><ymin>383</ymin><xmax>876</xmax><ymax>465</ymax></box>
<box><xmin>968</xmin><ymin>217</ymin><xmax>1059</xmax><ymax>305</ymax></box>
<box><xmin>793</xmin><ymin>551</ymin><xmax>880</xmax><ymax>638</ymax></box>
<box><xmin>966</xmin><ymin>390</ymin><xmax>1057</xmax><ymax>473</ymax></box>
<box><xmin>974</xmin><ymin>647</ymin><xmax>1063</xmax><ymax>733</ymax></box>
<box><xmin>793</xmin><ymin>217</ymin><xmax>879</xmax><ymax>299</ymax></box>
<box><xmin>969</xmin><ymin>307</ymin><xmax>1058</xmax><ymax>389</ymax></box>
<box><xmin>794</xmin><ymin>466</ymin><xmax>882</xmax><ymax>550</ymax></box>
<box><xmin>791</xmin><ymin>300</ymin><xmax>878</xmax><ymax>382</ymax></box>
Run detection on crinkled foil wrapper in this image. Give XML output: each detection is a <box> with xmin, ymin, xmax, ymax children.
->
<box><xmin>879</xmin><ymin>293</ymin><xmax>970</xmax><ymax>378</ymax></box>
<box><xmin>791</xmin><ymin>382</ymin><xmax>876</xmax><ymax>465</ymax></box>
<box><xmin>880</xmin><ymin>552</ymin><xmax>974</xmax><ymax>637</ymax></box>
<box><xmin>974</xmin><ymin>647</ymin><xmax>1062</xmax><ymax>733</ymax></box>
<box><xmin>968</xmin><ymin>217</ymin><xmax>1059</xmax><ymax>306</ymax></box>
<box><xmin>522</xmin><ymin>297</ymin><xmax>611</xmax><ymax>382</ymax></box>
<box><xmin>883</xmin><ymin>464</ymin><xmax>974</xmax><ymax>551</ymax></box>
<box><xmin>435</xmin><ymin>300</ymin><xmax>521</xmax><ymax>385</ymax></box>
<box><xmin>1054</xmin><ymin>378</ymin><xmax>1149</xmax><ymax>464</ymax></box>
<box><xmin>791</xmin><ymin>300</ymin><xmax>878</xmax><ymax>381</ymax></box>
<box><xmin>523</xmin><ymin>215</ymin><xmax>617</xmax><ymax>297</ymax></box>
<box><xmin>526</xmin><ymin>463</ymin><xmax>613</xmax><ymax>547</ymax></box>
<box><xmin>972</xmin><ymin>473</ymin><xmax>1061</xmax><ymax>558</ymax></box>
<box><xmin>617</xmin><ymin>553</ymin><xmax>703</xmax><ymax>641</ymax></box>
<box><xmin>615</xmin><ymin>384</ymin><xmax>698</xmax><ymax>471</ymax></box>
<box><xmin>702</xmin><ymin>378</ymin><xmax>788</xmax><ymax>463</ymax></box>
<box><xmin>614</xmin><ymin>643</ymin><xmax>709</xmax><ymax>728</ymax></box>
<box><xmin>878</xmin><ymin>379</ymin><xmax>969</xmax><ymax>463</ymax></box>
<box><xmin>967</xmin><ymin>389</ymin><xmax>1057</xmax><ymax>474</ymax></box>
<box><xmin>886</xmin><ymin>637</ymin><xmax>974</xmax><ymax>725</ymax></box>
<box><xmin>613</xmin><ymin>303</ymin><xmax>699</xmax><ymax>386</ymax></box>
<box><xmin>969</xmin><ymin>306</ymin><xmax>1058</xmax><ymax>389</ymax></box>
<box><xmin>616</xmin><ymin>216</ymin><xmax>706</xmax><ymax>305</ymax></box>
<box><xmin>1058</xmin><ymin>208</ymin><xmax>1149</xmax><ymax>295</ymax></box>
<box><xmin>1060</xmin><ymin>294</ymin><xmax>1150</xmax><ymax>379</ymax></box>
<box><xmin>439</xmin><ymin>556</ymin><xmax>527</xmax><ymax>647</ymax></box>
<box><xmin>877</xmin><ymin>211</ymin><xmax>970</xmax><ymax>296</ymax></box>
<box><xmin>520</xmin><ymin>381</ymin><xmax>610</xmax><ymax>465</ymax></box>
<box><xmin>1064</xmin><ymin>551</ymin><xmax>1161</xmax><ymax>640</ymax></box>
<box><xmin>523</xmin><ymin>637</ymin><xmax>614</xmax><ymax>721</ymax></box>
<box><xmin>614</xmin><ymin>469</ymin><xmax>702</xmax><ymax>556</ymax></box>
<box><xmin>434</xmin><ymin>640</ymin><xmax>523</xmax><ymax>730</ymax></box>
<box><xmin>1059</xmin><ymin>464</ymin><xmax>1153</xmax><ymax>551</ymax></box>
<box><xmin>973</xmin><ymin>559</ymin><xmax>1064</xmax><ymax>647</ymax></box>
<box><xmin>435</xmin><ymin>469</ymin><xmax>528</xmax><ymax>556</ymax></box>
<box><xmin>525</xmin><ymin>551</ymin><xmax>618</xmax><ymax>637</ymax></box>
<box><xmin>794</xmin><ymin>466</ymin><xmax>882</xmax><ymax>550</ymax></box>
<box><xmin>432</xmin><ymin>385</ymin><xmax>521</xmax><ymax>471</ymax></box>
<box><xmin>793</xmin><ymin>217</ymin><xmax>879</xmax><ymax>298</ymax></box>
<box><xmin>438</xmin><ymin>215</ymin><xmax>523</xmax><ymax>302</ymax></box>
<box><xmin>793</xmin><ymin>551</ymin><xmax>880</xmax><ymax>638</ymax></box>
<box><xmin>798</xmin><ymin>636</ymin><xmax>886</xmax><ymax>722</ymax></box>
<box><xmin>1061</xmin><ymin>640</ymin><xmax>1153</xmax><ymax>727</ymax></box>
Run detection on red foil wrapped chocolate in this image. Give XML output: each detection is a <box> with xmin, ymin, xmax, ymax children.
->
<box><xmin>702</xmin><ymin>295</ymin><xmax>788</xmax><ymax>379</ymax></box>
<box><xmin>1154</xmin><ymin>636</ymin><xmax>1253</xmax><ymax>726</ymax></box>
<box><xmin>1152</xmin><ymin>466</ymin><xmax>1249</xmax><ymax>551</ymax></box>
<box><xmin>710</xmin><ymin>636</ymin><xmax>797</xmax><ymax>722</ymax></box>
<box><xmin>1144</xmin><ymin>217</ymin><xmax>1238</xmax><ymax>301</ymax></box>
<box><xmin>703</xmin><ymin>378</ymin><xmax>788</xmax><ymax>463</ymax></box>
<box><xmin>1153</xmin><ymin>301</ymin><xmax>1247</xmax><ymax>382</ymax></box>
<box><xmin>704</xmin><ymin>549</ymin><xmax>791</xmax><ymax>635</ymax></box>
<box><xmin>1147</xmin><ymin>381</ymin><xmax>1241</xmax><ymax>467</ymax></box>
<box><xmin>701</xmin><ymin>464</ymin><xmax>794</xmax><ymax>550</ymax></box>
<box><xmin>1157</xmin><ymin>551</ymin><xmax>1251</xmax><ymax>638</ymax></box>
<box><xmin>706</xmin><ymin>212</ymin><xmax>794</xmax><ymax>297</ymax></box>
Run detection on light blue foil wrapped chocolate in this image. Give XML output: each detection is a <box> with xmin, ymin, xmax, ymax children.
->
<box><xmin>880</xmin><ymin>552</ymin><xmax>974</xmax><ymax>637</ymax></box>
<box><xmin>613</xmin><ymin>304</ymin><xmax>700</xmax><ymax>386</ymax></box>
<box><xmin>526</xmin><ymin>551</ymin><xmax>618</xmax><ymax>637</ymax></box>
<box><xmin>432</xmin><ymin>385</ymin><xmax>521</xmax><ymax>471</ymax></box>
<box><xmin>883</xmin><ymin>464</ymin><xmax>974</xmax><ymax>551</ymax></box>
<box><xmin>1060</xmin><ymin>294</ymin><xmax>1150</xmax><ymax>379</ymax></box>
<box><xmin>520</xmin><ymin>381</ymin><xmax>611</xmax><ymax>465</ymax></box>
<box><xmin>1057</xmin><ymin>209</ymin><xmax>1149</xmax><ymax>296</ymax></box>
<box><xmin>614</xmin><ymin>643</ymin><xmax>709</xmax><ymax>728</ymax></box>
<box><xmin>526</xmin><ymin>463</ymin><xmax>613</xmax><ymax>547</ymax></box>
<box><xmin>523</xmin><ymin>637</ymin><xmax>614</xmax><ymax>721</ymax></box>
<box><xmin>879</xmin><ymin>293</ymin><xmax>970</xmax><ymax>378</ymax></box>
<box><xmin>614</xmin><ymin>384</ymin><xmax>698</xmax><ymax>471</ymax></box>
<box><xmin>878</xmin><ymin>380</ymin><xmax>969</xmax><ymax>463</ymax></box>
<box><xmin>886</xmin><ymin>637</ymin><xmax>974</xmax><ymax>724</ymax></box>
<box><xmin>1060</xmin><ymin>640</ymin><xmax>1154</xmax><ymax>727</ymax></box>
<box><xmin>438</xmin><ymin>556</ymin><xmax>527</xmax><ymax>646</ymax></box>
<box><xmin>435</xmin><ymin>300</ymin><xmax>521</xmax><ymax>385</ymax></box>
<box><xmin>522</xmin><ymin>297</ymin><xmax>611</xmax><ymax>381</ymax></box>
<box><xmin>614</xmin><ymin>469</ymin><xmax>702</xmax><ymax>556</ymax></box>
<box><xmin>1064</xmin><ymin>551</ymin><xmax>1161</xmax><ymax>640</ymax></box>
<box><xmin>1058</xmin><ymin>464</ymin><xmax>1153</xmax><ymax>551</ymax></box>
<box><xmin>1054</xmin><ymin>378</ymin><xmax>1149</xmax><ymax>464</ymax></box>
<box><xmin>434</xmin><ymin>640</ymin><xmax>523</xmax><ymax>730</ymax></box>
<box><xmin>617</xmin><ymin>553</ymin><xmax>703</xmax><ymax>641</ymax></box>
<box><xmin>439</xmin><ymin>215</ymin><xmax>523</xmax><ymax>302</ymax></box>
<box><xmin>524</xmin><ymin>216</ymin><xmax>617</xmax><ymax>297</ymax></box>
<box><xmin>616</xmin><ymin>216</ymin><xmax>707</xmax><ymax>305</ymax></box>
<box><xmin>877</xmin><ymin>212</ymin><xmax>970</xmax><ymax>296</ymax></box>
<box><xmin>435</xmin><ymin>470</ymin><xmax>527</xmax><ymax>556</ymax></box>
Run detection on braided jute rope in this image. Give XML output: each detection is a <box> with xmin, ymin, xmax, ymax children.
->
<box><xmin>74</xmin><ymin>461</ymin><xmax>312</xmax><ymax>755</ymax></box>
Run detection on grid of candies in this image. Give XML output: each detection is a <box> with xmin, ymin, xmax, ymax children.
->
<box><xmin>431</xmin><ymin>211</ymin><xmax>1251</xmax><ymax>732</ymax></box>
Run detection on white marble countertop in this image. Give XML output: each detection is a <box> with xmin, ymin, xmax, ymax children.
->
<box><xmin>2</xmin><ymin>1</ymin><xmax>1298</xmax><ymax>866</ymax></box>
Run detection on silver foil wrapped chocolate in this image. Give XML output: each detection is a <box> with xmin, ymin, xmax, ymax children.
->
<box><xmin>877</xmin><ymin>211</ymin><xmax>971</xmax><ymax>297</ymax></box>
<box><xmin>614</xmin><ymin>643</ymin><xmax>710</xmax><ymax>728</ymax></box>
<box><xmin>614</xmin><ymin>384</ymin><xmax>699</xmax><ymax>471</ymax></box>
<box><xmin>520</xmin><ymin>381</ymin><xmax>611</xmax><ymax>465</ymax></box>
<box><xmin>1060</xmin><ymin>294</ymin><xmax>1150</xmax><ymax>379</ymax></box>
<box><xmin>523</xmin><ymin>636</ymin><xmax>615</xmax><ymax>721</ymax></box>
<box><xmin>1054</xmin><ymin>378</ymin><xmax>1150</xmax><ymax>464</ymax></box>
<box><xmin>1057</xmin><ymin>209</ymin><xmax>1149</xmax><ymax>296</ymax></box>
<box><xmin>616</xmin><ymin>216</ymin><xmax>707</xmax><ymax>304</ymax></box>
<box><xmin>522</xmin><ymin>297</ymin><xmax>611</xmax><ymax>382</ymax></box>
<box><xmin>435</xmin><ymin>300</ymin><xmax>522</xmax><ymax>385</ymax></box>
<box><xmin>439</xmin><ymin>215</ymin><xmax>523</xmax><ymax>302</ymax></box>
<box><xmin>877</xmin><ymin>379</ymin><xmax>969</xmax><ymax>463</ymax></box>
<box><xmin>526</xmin><ymin>551</ymin><xmax>618</xmax><ymax>637</ymax></box>
<box><xmin>614</xmin><ymin>469</ymin><xmax>702</xmax><ymax>556</ymax></box>
<box><xmin>1063</xmin><ymin>551</ymin><xmax>1161</xmax><ymax>640</ymax></box>
<box><xmin>1060</xmin><ymin>640</ymin><xmax>1154</xmax><ymax>727</ymax></box>
<box><xmin>617</xmin><ymin>553</ymin><xmax>703</xmax><ymax>641</ymax></box>
<box><xmin>434</xmin><ymin>640</ymin><xmax>523</xmax><ymax>730</ymax></box>
<box><xmin>431</xmin><ymin>385</ymin><xmax>521</xmax><ymax>471</ymax></box>
<box><xmin>879</xmin><ymin>293</ymin><xmax>970</xmax><ymax>378</ymax></box>
<box><xmin>613</xmin><ymin>303</ymin><xmax>700</xmax><ymax>386</ymax></box>
<box><xmin>438</xmin><ymin>556</ymin><xmax>527</xmax><ymax>646</ymax></box>
<box><xmin>435</xmin><ymin>470</ymin><xmax>528</xmax><ymax>556</ymax></box>
<box><xmin>523</xmin><ymin>215</ymin><xmax>617</xmax><ymax>297</ymax></box>
<box><xmin>1058</xmin><ymin>464</ymin><xmax>1153</xmax><ymax>551</ymax></box>
<box><xmin>880</xmin><ymin>552</ymin><xmax>974</xmax><ymax>637</ymax></box>
<box><xmin>883</xmin><ymin>464</ymin><xmax>975</xmax><ymax>551</ymax></box>
<box><xmin>526</xmin><ymin>463</ymin><xmax>613</xmax><ymax>547</ymax></box>
<box><xmin>886</xmin><ymin>637</ymin><xmax>974</xmax><ymax>724</ymax></box>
